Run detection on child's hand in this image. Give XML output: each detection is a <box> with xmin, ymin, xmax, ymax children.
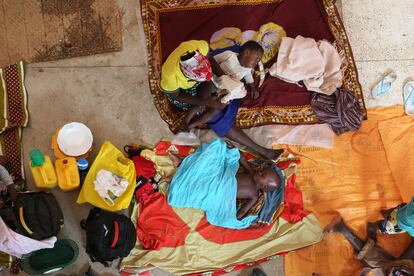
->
<box><xmin>251</xmin><ymin>87</ymin><xmax>260</xmax><ymax>99</ymax></box>
<box><xmin>225</xmin><ymin>140</ymin><xmax>235</xmax><ymax>149</ymax></box>
<box><xmin>208</xmin><ymin>96</ymin><xmax>228</xmax><ymax>109</ymax></box>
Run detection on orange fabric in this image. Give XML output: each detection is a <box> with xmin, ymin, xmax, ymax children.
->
<box><xmin>283</xmin><ymin>107</ymin><xmax>413</xmax><ymax>276</ymax></box>
<box><xmin>378</xmin><ymin>116</ymin><xmax>414</xmax><ymax>202</ymax></box>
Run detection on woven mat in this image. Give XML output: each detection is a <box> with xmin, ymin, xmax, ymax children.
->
<box><xmin>0</xmin><ymin>0</ymin><xmax>122</xmax><ymax>67</ymax></box>
<box><xmin>139</xmin><ymin>0</ymin><xmax>366</xmax><ymax>133</ymax></box>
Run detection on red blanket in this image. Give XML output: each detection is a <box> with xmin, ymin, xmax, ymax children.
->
<box><xmin>140</xmin><ymin>0</ymin><xmax>366</xmax><ymax>132</ymax></box>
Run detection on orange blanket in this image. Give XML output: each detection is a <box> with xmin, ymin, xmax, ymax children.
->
<box><xmin>284</xmin><ymin>106</ymin><xmax>413</xmax><ymax>275</ymax></box>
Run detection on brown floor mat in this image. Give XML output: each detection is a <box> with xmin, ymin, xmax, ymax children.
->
<box><xmin>0</xmin><ymin>0</ymin><xmax>122</xmax><ymax>67</ymax></box>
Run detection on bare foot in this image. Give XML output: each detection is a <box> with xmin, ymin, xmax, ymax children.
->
<box><xmin>168</xmin><ymin>152</ymin><xmax>183</xmax><ymax>167</ymax></box>
<box><xmin>324</xmin><ymin>215</ymin><xmax>344</xmax><ymax>233</ymax></box>
<box><xmin>263</xmin><ymin>149</ymin><xmax>284</xmax><ymax>161</ymax></box>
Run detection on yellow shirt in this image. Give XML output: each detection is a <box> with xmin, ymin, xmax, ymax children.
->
<box><xmin>160</xmin><ymin>40</ymin><xmax>209</xmax><ymax>92</ymax></box>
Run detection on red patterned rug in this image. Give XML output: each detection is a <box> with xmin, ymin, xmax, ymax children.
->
<box><xmin>139</xmin><ymin>0</ymin><xmax>366</xmax><ymax>132</ymax></box>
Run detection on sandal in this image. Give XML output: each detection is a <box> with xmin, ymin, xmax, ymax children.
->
<box><xmin>371</xmin><ymin>72</ymin><xmax>396</xmax><ymax>99</ymax></box>
<box><xmin>403</xmin><ymin>81</ymin><xmax>414</xmax><ymax>115</ymax></box>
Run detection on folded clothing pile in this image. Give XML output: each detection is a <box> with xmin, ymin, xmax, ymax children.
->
<box><xmin>311</xmin><ymin>88</ymin><xmax>364</xmax><ymax>135</ymax></box>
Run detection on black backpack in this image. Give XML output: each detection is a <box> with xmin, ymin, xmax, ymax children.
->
<box><xmin>81</xmin><ymin>208</ymin><xmax>136</xmax><ymax>265</ymax></box>
<box><xmin>0</xmin><ymin>192</ymin><xmax>64</xmax><ymax>240</ymax></box>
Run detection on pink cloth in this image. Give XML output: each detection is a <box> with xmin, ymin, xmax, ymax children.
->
<box><xmin>269</xmin><ymin>36</ymin><xmax>342</xmax><ymax>95</ymax></box>
<box><xmin>0</xmin><ymin>217</ymin><xmax>56</xmax><ymax>257</ymax></box>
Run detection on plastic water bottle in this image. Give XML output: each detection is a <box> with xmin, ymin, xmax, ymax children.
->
<box><xmin>77</xmin><ymin>158</ymin><xmax>89</xmax><ymax>186</ymax></box>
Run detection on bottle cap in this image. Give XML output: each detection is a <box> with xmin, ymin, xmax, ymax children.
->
<box><xmin>30</xmin><ymin>149</ymin><xmax>45</xmax><ymax>167</ymax></box>
<box><xmin>77</xmin><ymin>158</ymin><xmax>89</xmax><ymax>170</ymax></box>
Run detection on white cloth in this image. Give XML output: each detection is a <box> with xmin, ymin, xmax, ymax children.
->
<box><xmin>269</xmin><ymin>36</ymin><xmax>342</xmax><ymax>95</ymax></box>
<box><xmin>213</xmin><ymin>51</ymin><xmax>254</xmax><ymax>84</ymax></box>
<box><xmin>196</xmin><ymin>124</ymin><xmax>334</xmax><ymax>149</ymax></box>
<box><xmin>0</xmin><ymin>217</ymin><xmax>56</xmax><ymax>258</ymax></box>
<box><xmin>214</xmin><ymin>75</ymin><xmax>247</xmax><ymax>103</ymax></box>
<box><xmin>94</xmin><ymin>169</ymin><xmax>129</xmax><ymax>206</ymax></box>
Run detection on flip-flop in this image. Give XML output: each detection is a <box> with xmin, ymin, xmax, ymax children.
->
<box><xmin>403</xmin><ymin>81</ymin><xmax>414</xmax><ymax>115</ymax></box>
<box><xmin>371</xmin><ymin>72</ymin><xmax>397</xmax><ymax>99</ymax></box>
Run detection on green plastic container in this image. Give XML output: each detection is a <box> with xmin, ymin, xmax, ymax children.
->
<box><xmin>20</xmin><ymin>239</ymin><xmax>79</xmax><ymax>275</ymax></box>
<box><xmin>30</xmin><ymin>149</ymin><xmax>45</xmax><ymax>167</ymax></box>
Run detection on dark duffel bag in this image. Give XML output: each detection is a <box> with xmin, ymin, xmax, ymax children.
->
<box><xmin>81</xmin><ymin>208</ymin><xmax>136</xmax><ymax>265</ymax></box>
<box><xmin>0</xmin><ymin>192</ymin><xmax>64</xmax><ymax>240</ymax></box>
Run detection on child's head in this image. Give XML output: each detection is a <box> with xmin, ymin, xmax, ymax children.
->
<box><xmin>253</xmin><ymin>167</ymin><xmax>280</xmax><ymax>192</ymax></box>
<box><xmin>239</xmin><ymin>41</ymin><xmax>264</xmax><ymax>68</ymax></box>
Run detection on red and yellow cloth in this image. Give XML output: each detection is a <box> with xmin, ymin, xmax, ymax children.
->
<box><xmin>121</xmin><ymin>156</ymin><xmax>322</xmax><ymax>275</ymax></box>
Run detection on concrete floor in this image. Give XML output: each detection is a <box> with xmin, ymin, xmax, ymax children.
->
<box><xmin>3</xmin><ymin>0</ymin><xmax>413</xmax><ymax>275</ymax></box>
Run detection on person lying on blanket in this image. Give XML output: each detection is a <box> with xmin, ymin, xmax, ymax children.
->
<box><xmin>325</xmin><ymin>215</ymin><xmax>414</xmax><ymax>276</ymax></box>
<box><xmin>184</xmin><ymin>40</ymin><xmax>263</xmax><ymax>129</ymax></box>
<box><xmin>168</xmin><ymin>139</ymin><xmax>281</xmax><ymax>229</ymax></box>
<box><xmin>160</xmin><ymin>40</ymin><xmax>282</xmax><ymax>161</ymax></box>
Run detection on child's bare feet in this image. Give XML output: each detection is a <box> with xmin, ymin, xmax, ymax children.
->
<box><xmin>168</xmin><ymin>152</ymin><xmax>184</xmax><ymax>167</ymax></box>
<box><xmin>324</xmin><ymin>215</ymin><xmax>344</xmax><ymax>233</ymax></box>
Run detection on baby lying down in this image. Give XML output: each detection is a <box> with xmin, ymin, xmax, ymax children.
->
<box><xmin>167</xmin><ymin>139</ymin><xmax>281</xmax><ymax>229</ymax></box>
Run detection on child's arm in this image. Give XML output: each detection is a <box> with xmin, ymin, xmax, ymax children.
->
<box><xmin>244</xmin><ymin>72</ymin><xmax>259</xmax><ymax>99</ymax></box>
<box><xmin>237</xmin><ymin>196</ymin><xmax>258</xmax><ymax>220</ymax></box>
<box><xmin>226</xmin><ymin>140</ymin><xmax>256</xmax><ymax>174</ymax></box>
<box><xmin>0</xmin><ymin>165</ymin><xmax>16</xmax><ymax>202</ymax></box>
<box><xmin>7</xmin><ymin>183</ymin><xmax>17</xmax><ymax>202</ymax></box>
<box><xmin>248</xmin><ymin>83</ymin><xmax>259</xmax><ymax>99</ymax></box>
<box><xmin>169</xmin><ymin>88</ymin><xmax>227</xmax><ymax>109</ymax></box>
<box><xmin>239</xmin><ymin>154</ymin><xmax>255</xmax><ymax>175</ymax></box>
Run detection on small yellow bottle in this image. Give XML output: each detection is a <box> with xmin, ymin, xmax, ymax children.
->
<box><xmin>55</xmin><ymin>157</ymin><xmax>80</xmax><ymax>192</ymax></box>
<box><xmin>29</xmin><ymin>149</ymin><xmax>57</xmax><ymax>189</ymax></box>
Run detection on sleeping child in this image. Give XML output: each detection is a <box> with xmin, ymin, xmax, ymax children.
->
<box><xmin>168</xmin><ymin>139</ymin><xmax>281</xmax><ymax>229</ymax></box>
<box><xmin>184</xmin><ymin>41</ymin><xmax>264</xmax><ymax>129</ymax></box>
